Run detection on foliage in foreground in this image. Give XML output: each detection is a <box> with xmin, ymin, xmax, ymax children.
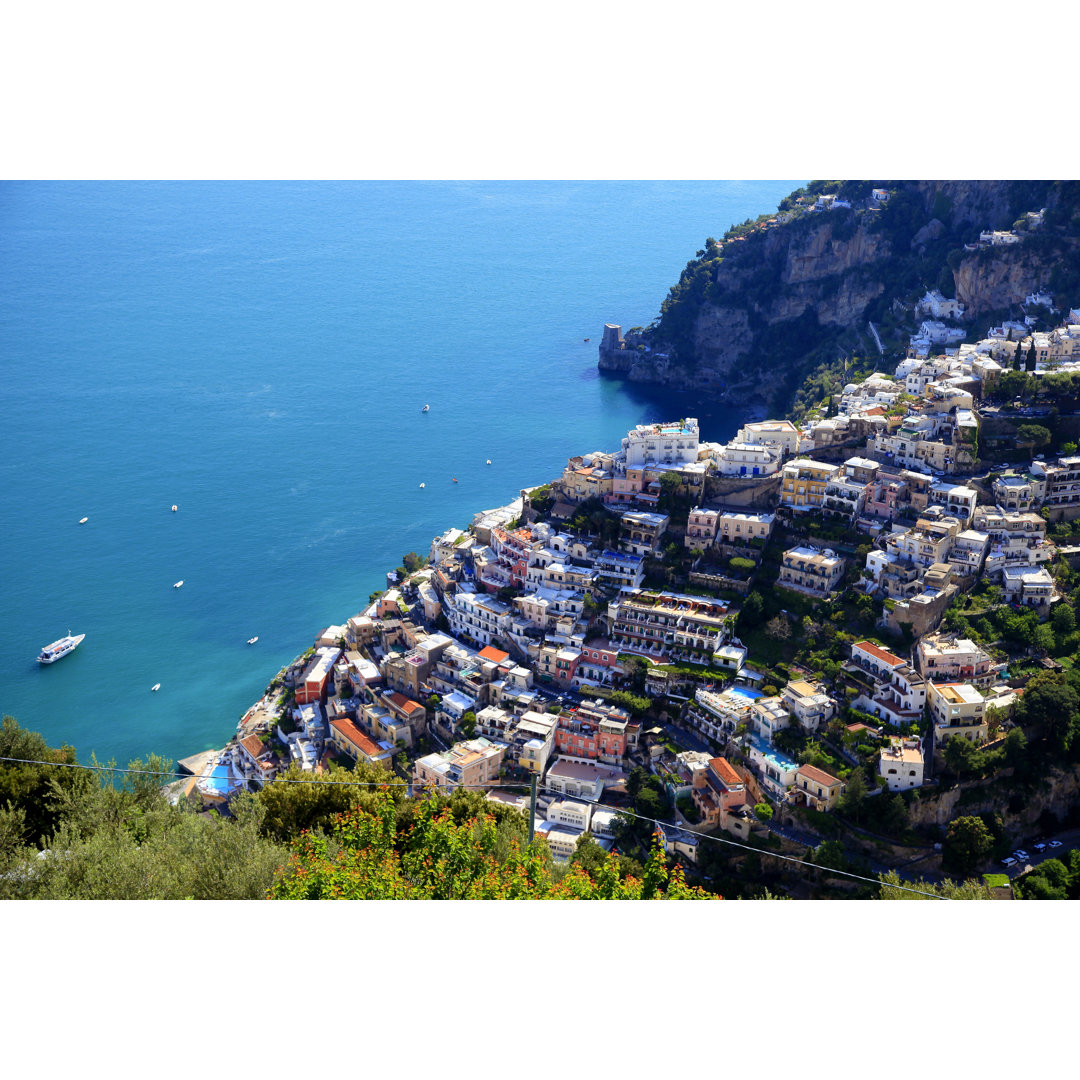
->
<box><xmin>877</xmin><ymin>870</ymin><xmax>996</xmax><ymax>900</ymax></box>
<box><xmin>270</xmin><ymin>789</ymin><xmax>716</xmax><ymax>900</ymax></box>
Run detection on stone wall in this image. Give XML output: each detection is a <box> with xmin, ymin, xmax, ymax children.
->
<box><xmin>703</xmin><ymin>473</ymin><xmax>782</xmax><ymax>508</ymax></box>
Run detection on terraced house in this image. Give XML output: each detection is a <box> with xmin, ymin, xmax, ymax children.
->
<box><xmin>780</xmin><ymin>458</ymin><xmax>840</xmax><ymax>510</ymax></box>
<box><xmin>778</xmin><ymin>545</ymin><xmax>845</xmax><ymax>599</ymax></box>
<box><xmin>608</xmin><ymin>590</ymin><xmax>732</xmax><ymax>662</ymax></box>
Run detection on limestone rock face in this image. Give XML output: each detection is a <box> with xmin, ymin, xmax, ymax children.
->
<box><xmin>777</xmin><ymin>219</ymin><xmax>890</xmax><ymax>285</ymax></box>
<box><xmin>600</xmin><ymin>180</ymin><xmax>1078</xmax><ymax>410</ymax></box>
<box><xmin>954</xmin><ymin>249</ymin><xmax>1053</xmax><ymax>313</ymax></box>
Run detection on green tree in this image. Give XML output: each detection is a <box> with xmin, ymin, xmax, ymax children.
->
<box><xmin>838</xmin><ymin>766</ymin><xmax>868</xmax><ymax>819</ymax></box>
<box><xmin>1014</xmin><ymin>858</ymin><xmax>1070</xmax><ymax>900</ymax></box>
<box><xmin>1016</xmin><ymin>423</ymin><xmax>1052</xmax><ymax>459</ymax></box>
<box><xmin>459</xmin><ymin>711</ymin><xmax>477</xmax><ymax>739</ymax></box>
<box><xmin>270</xmin><ymin>791</ymin><xmax>714</xmax><ymax>899</ymax></box>
<box><xmin>877</xmin><ymin>870</ymin><xmax>995</xmax><ymax>899</ymax></box>
<box><xmin>943</xmin><ymin>815</ymin><xmax>994</xmax><ymax>875</ymax></box>
<box><xmin>753</xmin><ymin>802</ymin><xmax>773</xmax><ymax>821</ymax></box>
<box><xmin>943</xmin><ymin>735</ymin><xmax>983</xmax><ymax>779</ymax></box>
<box><xmin>401</xmin><ymin>551</ymin><xmax>426</xmax><ymax>573</ymax></box>
<box><xmin>256</xmin><ymin>760</ymin><xmax>390</xmax><ymax>843</ymax></box>
<box><xmin>1016</xmin><ymin>672</ymin><xmax>1080</xmax><ymax>754</ymax></box>
<box><xmin>0</xmin><ymin>716</ymin><xmax>82</xmax><ymax>846</ymax></box>
<box><xmin>737</xmin><ymin>590</ymin><xmax>765</xmax><ymax>632</ymax></box>
<box><xmin>1052</xmin><ymin>603</ymin><xmax>1076</xmax><ymax>637</ymax></box>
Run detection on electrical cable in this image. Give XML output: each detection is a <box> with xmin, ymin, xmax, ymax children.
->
<box><xmin>1</xmin><ymin>753</ymin><xmax>952</xmax><ymax>897</ymax></box>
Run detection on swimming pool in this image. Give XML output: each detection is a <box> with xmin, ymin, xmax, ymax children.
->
<box><xmin>727</xmin><ymin>686</ymin><xmax>763</xmax><ymax>701</ymax></box>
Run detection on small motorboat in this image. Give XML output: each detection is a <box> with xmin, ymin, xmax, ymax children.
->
<box><xmin>419</xmin><ymin>482</ymin><xmax>425</xmax><ymax>488</ymax></box>
<box><xmin>79</xmin><ymin>517</ymin><xmax>88</xmax><ymax>524</ymax></box>
<box><xmin>485</xmin><ymin>459</ymin><xmax>492</xmax><ymax>465</ymax></box>
<box><xmin>171</xmin><ymin>505</ymin><xmax>178</xmax><ymax>512</ymax></box>
<box><xmin>422</xmin><ymin>404</ymin><xmax>430</xmax><ymax>413</ymax></box>
<box><xmin>451</xmin><ymin>477</ymin><xmax>458</xmax><ymax>483</ymax></box>
<box><xmin>151</xmin><ymin>683</ymin><xmax>161</xmax><ymax>692</ymax></box>
<box><xmin>247</xmin><ymin>636</ymin><xmax>259</xmax><ymax>645</ymax></box>
<box><xmin>583</xmin><ymin>337</ymin><xmax>590</xmax><ymax>342</ymax></box>
<box><xmin>173</xmin><ymin>580</ymin><xmax>184</xmax><ymax>589</ymax></box>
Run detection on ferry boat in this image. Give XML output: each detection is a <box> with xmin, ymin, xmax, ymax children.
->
<box><xmin>37</xmin><ymin>633</ymin><xmax>85</xmax><ymax>664</ymax></box>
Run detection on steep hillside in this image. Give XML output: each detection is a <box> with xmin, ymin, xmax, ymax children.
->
<box><xmin>599</xmin><ymin>180</ymin><xmax>1080</xmax><ymax>414</ymax></box>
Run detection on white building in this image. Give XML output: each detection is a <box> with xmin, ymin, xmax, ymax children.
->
<box><xmin>621</xmin><ymin>419</ymin><xmax>700</xmax><ymax>468</ymax></box>
<box><xmin>445</xmin><ymin>588</ymin><xmax>512</xmax><ymax>647</ymax></box>
<box><xmin>879</xmin><ymin>737</ymin><xmax>925</xmax><ymax>791</ymax></box>
<box><xmin>734</xmin><ymin>419</ymin><xmax>802</xmax><ymax>458</ymax></box>
<box><xmin>714</xmin><ymin>441</ymin><xmax>781</xmax><ymax>477</ymax></box>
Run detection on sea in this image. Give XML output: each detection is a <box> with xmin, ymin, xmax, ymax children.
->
<box><xmin>0</xmin><ymin>180</ymin><xmax>800</xmax><ymax>768</ymax></box>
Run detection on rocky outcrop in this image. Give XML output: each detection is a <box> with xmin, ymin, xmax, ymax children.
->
<box><xmin>954</xmin><ymin>246</ymin><xmax>1058</xmax><ymax>313</ymax></box>
<box><xmin>906</xmin><ymin>761</ymin><xmax>1080</xmax><ymax>831</ymax></box>
<box><xmin>601</xmin><ymin>180</ymin><xmax>1080</xmax><ymax>413</ymax></box>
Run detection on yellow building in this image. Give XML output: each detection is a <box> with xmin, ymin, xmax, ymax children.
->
<box><xmin>780</xmin><ymin>458</ymin><xmax>841</xmax><ymax>510</ymax></box>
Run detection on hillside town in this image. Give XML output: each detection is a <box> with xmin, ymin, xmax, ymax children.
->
<box><xmin>185</xmin><ymin>301</ymin><xmax>1080</xmax><ymax>897</ymax></box>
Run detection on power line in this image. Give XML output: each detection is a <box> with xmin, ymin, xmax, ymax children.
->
<box><xmin>1</xmin><ymin>753</ymin><xmax>952</xmax><ymax>897</ymax></box>
<box><xmin>0</xmin><ymin>754</ymin><xmax>525</xmax><ymax>790</ymax></box>
<box><xmin>568</xmin><ymin>789</ymin><xmax>952</xmax><ymax>899</ymax></box>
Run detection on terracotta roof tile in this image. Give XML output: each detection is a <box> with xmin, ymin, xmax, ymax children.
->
<box><xmin>708</xmin><ymin>756</ymin><xmax>743</xmax><ymax>788</ymax></box>
<box><xmin>853</xmin><ymin>640</ymin><xmax>904</xmax><ymax>667</ymax></box>
<box><xmin>330</xmin><ymin>717</ymin><xmax>384</xmax><ymax>758</ymax></box>
<box><xmin>797</xmin><ymin>764</ymin><xmax>842</xmax><ymax>788</ymax></box>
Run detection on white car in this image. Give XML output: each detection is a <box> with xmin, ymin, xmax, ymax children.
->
<box><xmin>1013</xmin><ymin>850</ymin><xmax>1029</xmax><ymax>860</ymax></box>
<box><xmin>1048</xmin><ymin>840</ymin><xmax>1063</xmax><ymax>849</ymax></box>
<box><xmin>1000</xmin><ymin>856</ymin><xmax>1018</xmax><ymax>868</ymax></box>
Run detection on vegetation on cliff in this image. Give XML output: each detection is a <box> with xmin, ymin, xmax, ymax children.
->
<box><xmin>636</xmin><ymin>180</ymin><xmax>1080</xmax><ymax>414</ymax></box>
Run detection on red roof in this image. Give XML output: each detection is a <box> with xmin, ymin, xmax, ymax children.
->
<box><xmin>330</xmin><ymin>717</ymin><xmax>384</xmax><ymax>757</ymax></box>
<box><xmin>239</xmin><ymin>733</ymin><xmax>269</xmax><ymax>760</ymax></box>
<box><xmin>853</xmin><ymin>640</ymin><xmax>904</xmax><ymax>667</ymax></box>
<box><xmin>708</xmin><ymin>756</ymin><xmax>743</xmax><ymax>788</ymax></box>
<box><xmin>387</xmin><ymin>691</ymin><xmax>424</xmax><ymax>715</ymax></box>
<box><xmin>797</xmin><ymin>764</ymin><xmax>843</xmax><ymax>788</ymax></box>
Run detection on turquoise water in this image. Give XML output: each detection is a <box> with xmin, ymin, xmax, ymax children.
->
<box><xmin>0</xmin><ymin>180</ymin><xmax>799</xmax><ymax>767</ymax></box>
<box><xmin>203</xmin><ymin>763</ymin><xmax>233</xmax><ymax>795</ymax></box>
<box><xmin>728</xmin><ymin>687</ymin><xmax>764</xmax><ymax>700</ymax></box>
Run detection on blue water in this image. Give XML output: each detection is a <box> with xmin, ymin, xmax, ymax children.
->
<box><xmin>0</xmin><ymin>180</ymin><xmax>799</xmax><ymax>767</ymax></box>
<box><xmin>727</xmin><ymin>687</ymin><xmax>764</xmax><ymax>701</ymax></box>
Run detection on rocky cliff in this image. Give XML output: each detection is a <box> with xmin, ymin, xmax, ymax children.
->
<box><xmin>600</xmin><ymin>180</ymin><xmax>1080</xmax><ymax>414</ymax></box>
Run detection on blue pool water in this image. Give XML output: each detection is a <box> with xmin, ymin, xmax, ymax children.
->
<box><xmin>727</xmin><ymin>686</ymin><xmax>764</xmax><ymax>701</ymax></box>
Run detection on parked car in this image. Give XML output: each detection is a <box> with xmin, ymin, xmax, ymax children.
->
<box><xmin>1033</xmin><ymin>841</ymin><xmax>1047</xmax><ymax>853</ymax></box>
<box><xmin>1049</xmin><ymin>840</ymin><xmax>1063</xmax><ymax>849</ymax></box>
<box><xmin>1001</xmin><ymin>856</ymin><xmax>1018</xmax><ymax>868</ymax></box>
<box><xmin>1013</xmin><ymin>850</ymin><xmax>1029</xmax><ymax>860</ymax></box>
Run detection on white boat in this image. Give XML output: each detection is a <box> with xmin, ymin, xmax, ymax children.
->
<box><xmin>422</xmin><ymin>404</ymin><xmax>430</xmax><ymax>412</ymax></box>
<box><xmin>419</xmin><ymin>482</ymin><xmax>425</xmax><ymax>488</ymax></box>
<box><xmin>171</xmin><ymin>505</ymin><xmax>178</xmax><ymax>512</ymax></box>
<box><xmin>78</xmin><ymin>517</ymin><xmax>88</xmax><ymax>524</ymax></box>
<box><xmin>173</xmin><ymin>580</ymin><xmax>184</xmax><ymax>589</ymax></box>
<box><xmin>151</xmin><ymin>683</ymin><xmax>161</xmax><ymax>692</ymax></box>
<box><xmin>247</xmin><ymin>636</ymin><xmax>259</xmax><ymax>645</ymax></box>
<box><xmin>37</xmin><ymin>632</ymin><xmax>85</xmax><ymax>664</ymax></box>
<box><xmin>485</xmin><ymin>459</ymin><xmax>492</xmax><ymax>465</ymax></box>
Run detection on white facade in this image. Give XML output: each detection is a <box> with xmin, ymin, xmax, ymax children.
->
<box><xmin>879</xmin><ymin>738</ymin><xmax>925</xmax><ymax>791</ymax></box>
<box><xmin>622</xmin><ymin>419</ymin><xmax>700</xmax><ymax>468</ymax></box>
